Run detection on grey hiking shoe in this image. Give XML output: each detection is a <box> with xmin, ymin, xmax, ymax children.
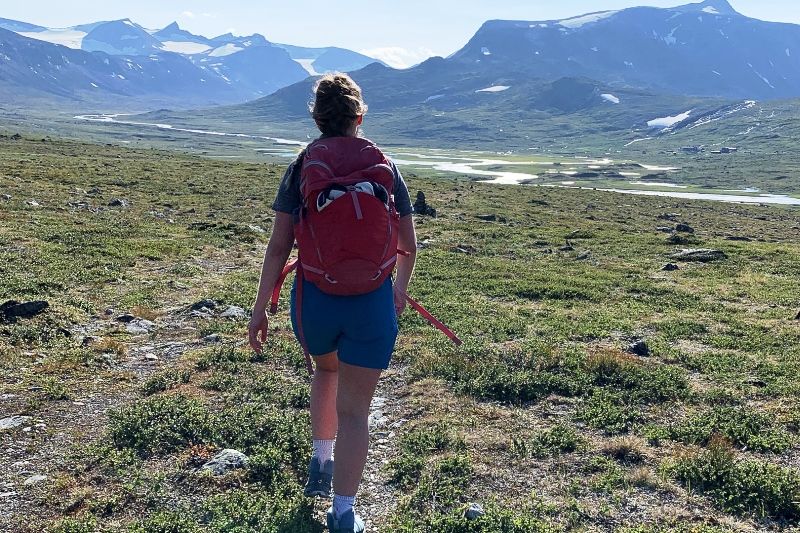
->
<box><xmin>303</xmin><ymin>457</ymin><xmax>333</xmax><ymax>498</ymax></box>
<box><xmin>326</xmin><ymin>507</ymin><xmax>365</xmax><ymax>533</ymax></box>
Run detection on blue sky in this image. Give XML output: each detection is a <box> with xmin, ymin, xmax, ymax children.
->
<box><xmin>4</xmin><ymin>1</ymin><xmax>799</xmax><ymax>67</ymax></box>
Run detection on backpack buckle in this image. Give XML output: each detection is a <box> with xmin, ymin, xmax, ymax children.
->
<box><xmin>324</xmin><ymin>274</ymin><xmax>338</xmax><ymax>284</ymax></box>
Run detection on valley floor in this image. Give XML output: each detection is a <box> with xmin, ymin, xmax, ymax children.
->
<box><xmin>1</xmin><ymin>134</ymin><xmax>799</xmax><ymax>532</ymax></box>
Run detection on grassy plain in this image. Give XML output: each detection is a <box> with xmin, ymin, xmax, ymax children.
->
<box><xmin>1</xmin><ymin>133</ymin><xmax>799</xmax><ymax>532</ymax></box>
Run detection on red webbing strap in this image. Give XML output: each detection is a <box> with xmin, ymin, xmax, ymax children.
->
<box><xmin>270</xmin><ymin>259</ymin><xmax>298</xmax><ymax>315</ymax></box>
<box><xmin>398</xmin><ymin>289</ymin><xmax>463</xmax><ymax>346</ymax></box>
<box><xmin>295</xmin><ymin>265</ymin><xmax>314</xmax><ymax>375</ymax></box>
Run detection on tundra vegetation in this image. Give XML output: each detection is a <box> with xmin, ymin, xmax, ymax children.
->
<box><xmin>0</xmin><ymin>134</ymin><xmax>799</xmax><ymax>532</ymax></box>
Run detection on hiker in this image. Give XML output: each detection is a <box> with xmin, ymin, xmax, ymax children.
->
<box><xmin>248</xmin><ymin>73</ymin><xmax>416</xmax><ymax>533</ymax></box>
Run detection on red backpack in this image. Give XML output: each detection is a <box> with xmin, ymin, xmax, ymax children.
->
<box><xmin>294</xmin><ymin>136</ymin><xmax>400</xmax><ymax>295</ymax></box>
<box><xmin>269</xmin><ymin>137</ymin><xmax>461</xmax><ymax>374</ymax></box>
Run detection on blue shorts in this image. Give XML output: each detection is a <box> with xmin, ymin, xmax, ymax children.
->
<box><xmin>290</xmin><ymin>277</ymin><xmax>398</xmax><ymax>370</ymax></box>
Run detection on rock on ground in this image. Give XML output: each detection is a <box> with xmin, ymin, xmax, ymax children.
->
<box><xmin>200</xmin><ymin>449</ymin><xmax>249</xmax><ymax>475</ymax></box>
<box><xmin>627</xmin><ymin>339</ymin><xmax>651</xmax><ymax>357</ymax></box>
<box><xmin>23</xmin><ymin>475</ymin><xmax>47</xmax><ymax>486</ymax></box>
<box><xmin>0</xmin><ymin>301</ymin><xmax>49</xmax><ymax>321</ymax></box>
<box><xmin>412</xmin><ymin>191</ymin><xmax>437</xmax><ymax>217</ymax></box>
<box><xmin>0</xmin><ymin>416</ymin><xmax>31</xmax><ymax>431</ymax></box>
<box><xmin>126</xmin><ymin>319</ymin><xmax>156</xmax><ymax>335</ymax></box>
<box><xmin>671</xmin><ymin>249</ymin><xmax>727</xmax><ymax>263</ymax></box>
<box><xmin>220</xmin><ymin>306</ymin><xmax>248</xmax><ymax>320</ymax></box>
<box><xmin>191</xmin><ymin>299</ymin><xmax>219</xmax><ymax>311</ymax></box>
<box><xmin>465</xmin><ymin>503</ymin><xmax>485</xmax><ymax>520</ymax></box>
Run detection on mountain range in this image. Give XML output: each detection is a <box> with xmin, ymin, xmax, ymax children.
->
<box><xmin>2</xmin><ymin>0</ymin><xmax>800</xmax><ymax>148</ymax></box>
<box><xmin>0</xmin><ymin>17</ymin><xmax>384</xmax><ymax>108</ymax></box>
<box><xmin>143</xmin><ymin>0</ymin><xmax>795</xmax><ymax>146</ymax></box>
<box><xmin>452</xmin><ymin>0</ymin><xmax>800</xmax><ymax>100</ymax></box>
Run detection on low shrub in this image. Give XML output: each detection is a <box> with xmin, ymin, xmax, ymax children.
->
<box><xmin>671</xmin><ymin>439</ymin><xmax>800</xmax><ymax>519</ymax></box>
<box><xmin>665</xmin><ymin>406</ymin><xmax>793</xmax><ymax>453</ymax></box>
<box><xmin>576</xmin><ymin>390</ymin><xmax>639</xmax><ymax>434</ymax></box>
<box><xmin>108</xmin><ymin>394</ymin><xmax>214</xmax><ymax>456</ymax></box>
<box><xmin>512</xmin><ymin>424</ymin><xmax>584</xmax><ymax>458</ymax></box>
<box><xmin>141</xmin><ymin>368</ymin><xmax>191</xmax><ymax>396</ymax></box>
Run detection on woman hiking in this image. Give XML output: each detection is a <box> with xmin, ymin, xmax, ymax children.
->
<box><xmin>248</xmin><ymin>73</ymin><xmax>417</xmax><ymax>532</ymax></box>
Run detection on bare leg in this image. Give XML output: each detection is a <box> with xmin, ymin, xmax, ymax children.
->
<box><xmin>311</xmin><ymin>352</ymin><xmax>339</xmax><ymax>440</ymax></box>
<box><xmin>333</xmin><ymin>361</ymin><xmax>382</xmax><ymax>496</ymax></box>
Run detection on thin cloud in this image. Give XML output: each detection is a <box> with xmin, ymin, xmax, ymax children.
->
<box><xmin>181</xmin><ymin>11</ymin><xmax>196</xmax><ymax>18</ymax></box>
<box><xmin>359</xmin><ymin>46</ymin><xmax>436</xmax><ymax>69</ymax></box>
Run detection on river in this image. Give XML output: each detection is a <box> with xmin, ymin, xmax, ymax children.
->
<box><xmin>75</xmin><ymin>114</ymin><xmax>800</xmax><ymax>207</ymax></box>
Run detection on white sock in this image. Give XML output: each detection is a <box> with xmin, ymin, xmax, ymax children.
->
<box><xmin>313</xmin><ymin>439</ymin><xmax>334</xmax><ymax>466</ymax></box>
<box><xmin>333</xmin><ymin>494</ymin><xmax>356</xmax><ymax>519</ymax></box>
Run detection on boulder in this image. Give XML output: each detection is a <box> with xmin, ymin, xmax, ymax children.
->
<box><xmin>0</xmin><ymin>300</ymin><xmax>49</xmax><ymax>322</ymax></box>
<box><xmin>412</xmin><ymin>191</ymin><xmax>437</xmax><ymax>217</ymax></box>
<box><xmin>675</xmin><ymin>223</ymin><xmax>695</xmax><ymax>233</ymax></box>
<box><xmin>126</xmin><ymin>319</ymin><xmax>156</xmax><ymax>335</ymax></box>
<box><xmin>23</xmin><ymin>474</ymin><xmax>48</xmax><ymax>486</ymax></box>
<box><xmin>464</xmin><ymin>503</ymin><xmax>485</xmax><ymax>520</ymax></box>
<box><xmin>220</xmin><ymin>306</ymin><xmax>248</xmax><ymax>320</ymax></box>
<box><xmin>200</xmin><ymin>449</ymin><xmax>249</xmax><ymax>475</ymax></box>
<box><xmin>627</xmin><ymin>339</ymin><xmax>651</xmax><ymax>357</ymax></box>
<box><xmin>671</xmin><ymin>249</ymin><xmax>727</xmax><ymax>263</ymax></box>
<box><xmin>190</xmin><ymin>299</ymin><xmax>219</xmax><ymax>311</ymax></box>
<box><xmin>476</xmin><ymin>214</ymin><xmax>497</xmax><ymax>222</ymax></box>
<box><xmin>108</xmin><ymin>198</ymin><xmax>129</xmax><ymax>207</ymax></box>
<box><xmin>661</xmin><ymin>263</ymin><xmax>680</xmax><ymax>272</ymax></box>
<box><xmin>666</xmin><ymin>233</ymin><xmax>696</xmax><ymax>245</ymax></box>
<box><xmin>794</xmin><ymin>310</ymin><xmax>800</xmax><ymax>321</ymax></box>
<box><xmin>0</xmin><ymin>416</ymin><xmax>31</xmax><ymax>431</ymax></box>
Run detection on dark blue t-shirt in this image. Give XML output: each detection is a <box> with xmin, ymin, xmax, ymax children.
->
<box><xmin>272</xmin><ymin>153</ymin><xmax>413</xmax><ymax>217</ymax></box>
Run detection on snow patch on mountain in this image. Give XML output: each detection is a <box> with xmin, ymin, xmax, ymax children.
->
<box><xmin>19</xmin><ymin>29</ymin><xmax>86</xmax><ymax>49</ymax></box>
<box><xmin>82</xmin><ymin>41</ymin><xmax>156</xmax><ymax>56</ymax></box>
<box><xmin>476</xmin><ymin>85</ymin><xmax>510</xmax><ymax>93</ymax></box>
<box><xmin>559</xmin><ymin>11</ymin><xmax>618</xmax><ymax>29</ymax></box>
<box><xmin>295</xmin><ymin>58</ymin><xmax>319</xmax><ymax>75</ymax></box>
<box><xmin>601</xmin><ymin>93</ymin><xmax>620</xmax><ymax>104</ymax></box>
<box><xmin>748</xmin><ymin>63</ymin><xmax>775</xmax><ymax>89</ymax></box>
<box><xmin>161</xmin><ymin>41</ymin><xmax>211</xmax><ymax>54</ymax></box>
<box><xmin>648</xmin><ymin>110</ymin><xmax>693</xmax><ymax>128</ymax></box>
<box><xmin>702</xmin><ymin>6</ymin><xmax>720</xmax><ymax>14</ymax></box>
<box><xmin>208</xmin><ymin>44</ymin><xmax>243</xmax><ymax>57</ymax></box>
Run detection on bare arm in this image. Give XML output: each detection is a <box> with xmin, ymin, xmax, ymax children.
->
<box><xmin>249</xmin><ymin>212</ymin><xmax>295</xmax><ymax>352</ymax></box>
<box><xmin>393</xmin><ymin>214</ymin><xmax>418</xmax><ymax>315</ymax></box>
